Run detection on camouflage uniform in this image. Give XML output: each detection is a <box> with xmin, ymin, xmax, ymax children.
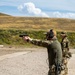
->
<box><xmin>61</xmin><ymin>36</ymin><xmax>72</xmax><ymax>75</ymax></box>
<box><xmin>30</xmin><ymin>37</ymin><xmax>62</xmax><ymax>75</ymax></box>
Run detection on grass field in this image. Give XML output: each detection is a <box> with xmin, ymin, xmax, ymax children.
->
<box><xmin>0</xmin><ymin>13</ymin><xmax>75</xmax><ymax>32</ymax></box>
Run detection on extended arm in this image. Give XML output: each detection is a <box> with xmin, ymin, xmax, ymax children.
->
<box><xmin>23</xmin><ymin>36</ymin><xmax>51</xmax><ymax>47</ymax></box>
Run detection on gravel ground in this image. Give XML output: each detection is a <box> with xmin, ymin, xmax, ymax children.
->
<box><xmin>0</xmin><ymin>48</ymin><xmax>75</xmax><ymax>75</ymax></box>
<box><xmin>68</xmin><ymin>54</ymin><xmax>75</xmax><ymax>75</ymax></box>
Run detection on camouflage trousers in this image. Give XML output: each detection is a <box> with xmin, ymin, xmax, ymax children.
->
<box><xmin>61</xmin><ymin>49</ymin><xmax>71</xmax><ymax>75</ymax></box>
<box><xmin>48</xmin><ymin>57</ymin><xmax>69</xmax><ymax>75</ymax></box>
<box><xmin>48</xmin><ymin>64</ymin><xmax>61</xmax><ymax>75</ymax></box>
<box><xmin>48</xmin><ymin>63</ymin><xmax>68</xmax><ymax>75</ymax></box>
<box><xmin>61</xmin><ymin>57</ymin><xmax>68</xmax><ymax>75</ymax></box>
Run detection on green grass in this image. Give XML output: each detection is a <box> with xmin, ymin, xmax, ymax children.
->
<box><xmin>0</xmin><ymin>29</ymin><xmax>75</xmax><ymax>48</ymax></box>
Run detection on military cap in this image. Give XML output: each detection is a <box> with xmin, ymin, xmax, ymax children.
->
<box><xmin>60</xmin><ymin>31</ymin><xmax>67</xmax><ymax>37</ymax></box>
<box><xmin>61</xmin><ymin>32</ymin><xmax>66</xmax><ymax>34</ymax></box>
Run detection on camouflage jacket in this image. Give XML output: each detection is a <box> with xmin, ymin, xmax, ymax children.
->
<box><xmin>61</xmin><ymin>37</ymin><xmax>69</xmax><ymax>51</ymax></box>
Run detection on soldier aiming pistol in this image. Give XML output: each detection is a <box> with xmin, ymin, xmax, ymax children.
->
<box><xmin>21</xmin><ymin>29</ymin><xmax>62</xmax><ymax>75</ymax></box>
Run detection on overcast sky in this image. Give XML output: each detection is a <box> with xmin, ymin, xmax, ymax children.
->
<box><xmin>0</xmin><ymin>0</ymin><xmax>75</xmax><ymax>19</ymax></box>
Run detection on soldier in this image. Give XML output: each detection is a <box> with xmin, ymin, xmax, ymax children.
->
<box><xmin>22</xmin><ymin>29</ymin><xmax>62</xmax><ymax>75</ymax></box>
<box><xmin>60</xmin><ymin>32</ymin><xmax>72</xmax><ymax>75</ymax></box>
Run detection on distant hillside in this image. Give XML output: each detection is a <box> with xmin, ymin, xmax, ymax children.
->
<box><xmin>0</xmin><ymin>13</ymin><xmax>75</xmax><ymax>32</ymax></box>
<box><xmin>0</xmin><ymin>13</ymin><xmax>11</xmax><ymax>17</ymax></box>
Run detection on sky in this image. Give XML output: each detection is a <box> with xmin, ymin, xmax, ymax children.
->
<box><xmin>0</xmin><ymin>0</ymin><xmax>75</xmax><ymax>19</ymax></box>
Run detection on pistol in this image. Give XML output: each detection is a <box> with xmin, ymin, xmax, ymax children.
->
<box><xmin>19</xmin><ymin>34</ymin><xmax>28</xmax><ymax>37</ymax></box>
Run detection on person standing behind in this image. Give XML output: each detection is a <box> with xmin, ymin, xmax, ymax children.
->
<box><xmin>60</xmin><ymin>32</ymin><xmax>72</xmax><ymax>58</ymax></box>
<box><xmin>60</xmin><ymin>32</ymin><xmax>72</xmax><ymax>75</ymax></box>
<box><xmin>22</xmin><ymin>29</ymin><xmax>62</xmax><ymax>75</ymax></box>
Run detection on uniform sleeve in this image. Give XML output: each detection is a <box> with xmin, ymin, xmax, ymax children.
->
<box><xmin>66</xmin><ymin>38</ymin><xmax>70</xmax><ymax>50</ymax></box>
<box><xmin>29</xmin><ymin>39</ymin><xmax>51</xmax><ymax>47</ymax></box>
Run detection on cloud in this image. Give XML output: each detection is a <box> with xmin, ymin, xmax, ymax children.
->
<box><xmin>18</xmin><ymin>5</ymin><xmax>23</xmax><ymax>11</ymax></box>
<box><xmin>18</xmin><ymin>2</ymin><xmax>75</xmax><ymax>19</ymax></box>
<box><xmin>18</xmin><ymin>2</ymin><xmax>49</xmax><ymax>17</ymax></box>
<box><xmin>52</xmin><ymin>11</ymin><xmax>75</xmax><ymax>19</ymax></box>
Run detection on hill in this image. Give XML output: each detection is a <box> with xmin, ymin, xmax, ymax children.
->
<box><xmin>0</xmin><ymin>13</ymin><xmax>11</xmax><ymax>17</ymax></box>
<box><xmin>0</xmin><ymin>13</ymin><xmax>75</xmax><ymax>32</ymax></box>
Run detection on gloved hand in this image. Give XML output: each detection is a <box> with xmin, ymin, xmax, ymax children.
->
<box><xmin>22</xmin><ymin>36</ymin><xmax>33</xmax><ymax>42</ymax></box>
